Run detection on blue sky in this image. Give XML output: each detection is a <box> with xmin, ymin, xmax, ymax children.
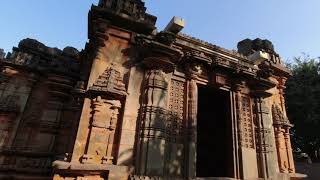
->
<box><xmin>0</xmin><ymin>0</ymin><xmax>319</xmax><ymax>61</ymax></box>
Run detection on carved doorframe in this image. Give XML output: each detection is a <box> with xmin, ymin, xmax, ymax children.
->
<box><xmin>185</xmin><ymin>75</ymin><xmax>240</xmax><ymax>179</ymax></box>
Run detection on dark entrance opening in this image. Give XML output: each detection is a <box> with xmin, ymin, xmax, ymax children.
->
<box><xmin>196</xmin><ymin>86</ymin><xmax>234</xmax><ymax>177</ymax></box>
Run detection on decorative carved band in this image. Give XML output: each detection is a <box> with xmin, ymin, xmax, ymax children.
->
<box><xmin>140</xmin><ymin>106</ymin><xmax>168</xmax><ymax>140</ymax></box>
<box><xmin>129</xmin><ymin>175</ymin><xmax>161</xmax><ymax>180</ymax></box>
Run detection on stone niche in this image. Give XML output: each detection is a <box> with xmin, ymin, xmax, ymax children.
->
<box><xmin>83</xmin><ymin>96</ymin><xmax>121</xmax><ymax>165</ymax></box>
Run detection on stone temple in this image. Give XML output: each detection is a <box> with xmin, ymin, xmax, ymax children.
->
<box><xmin>0</xmin><ymin>0</ymin><xmax>300</xmax><ymax>179</ymax></box>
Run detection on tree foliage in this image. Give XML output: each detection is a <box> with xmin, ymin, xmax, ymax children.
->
<box><xmin>285</xmin><ymin>54</ymin><xmax>320</xmax><ymax>161</ymax></box>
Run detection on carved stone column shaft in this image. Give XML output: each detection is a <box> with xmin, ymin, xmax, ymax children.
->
<box><xmin>138</xmin><ymin>69</ymin><xmax>169</xmax><ymax>176</ymax></box>
<box><xmin>284</xmin><ymin>127</ymin><xmax>295</xmax><ymax>173</ymax></box>
<box><xmin>254</xmin><ymin>98</ymin><xmax>268</xmax><ymax>178</ymax></box>
<box><xmin>272</xmin><ymin>104</ymin><xmax>295</xmax><ymax>174</ymax></box>
<box><xmin>253</xmin><ymin>98</ymin><xmax>278</xmax><ymax>178</ymax></box>
<box><xmin>274</xmin><ymin>126</ymin><xmax>288</xmax><ymax>173</ymax></box>
<box><xmin>186</xmin><ymin>79</ymin><xmax>197</xmax><ymax>178</ymax></box>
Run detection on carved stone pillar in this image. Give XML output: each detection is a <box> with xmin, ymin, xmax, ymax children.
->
<box><xmin>253</xmin><ymin>98</ymin><xmax>267</xmax><ymax>178</ymax></box>
<box><xmin>135</xmin><ymin>31</ymin><xmax>183</xmax><ymax>177</ymax></box>
<box><xmin>253</xmin><ymin>98</ymin><xmax>278</xmax><ymax>178</ymax></box>
<box><xmin>232</xmin><ymin>85</ymin><xmax>241</xmax><ymax>176</ymax></box>
<box><xmin>231</xmin><ymin>80</ymin><xmax>259</xmax><ymax>179</ymax></box>
<box><xmin>272</xmin><ymin>104</ymin><xmax>294</xmax><ymax>174</ymax></box>
<box><xmin>284</xmin><ymin>127</ymin><xmax>295</xmax><ymax>173</ymax></box>
<box><xmin>138</xmin><ymin>69</ymin><xmax>169</xmax><ymax>176</ymax></box>
<box><xmin>277</xmin><ymin>78</ymin><xmax>296</xmax><ymax>174</ymax></box>
<box><xmin>186</xmin><ymin>79</ymin><xmax>197</xmax><ymax>178</ymax></box>
<box><xmin>274</xmin><ymin>125</ymin><xmax>288</xmax><ymax>173</ymax></box>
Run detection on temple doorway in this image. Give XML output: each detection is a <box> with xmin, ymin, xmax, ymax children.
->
<box><xmin>196</xmin><ymin>85</ymin><xmax>234</xmax><ymax>177</ymax></box>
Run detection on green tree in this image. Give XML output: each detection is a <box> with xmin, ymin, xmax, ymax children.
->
<box><xmin>285</xmin><ymin>54</ymin><xmax>320</xmax><ymax>161</ymax></box>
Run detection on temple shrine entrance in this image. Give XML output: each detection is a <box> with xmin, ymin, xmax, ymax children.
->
<box><xmin>196</xmin><ymin>85</ymin><xmax>234</xmax><ymax>178</ymax></box>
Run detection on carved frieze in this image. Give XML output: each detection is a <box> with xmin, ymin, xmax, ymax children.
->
<box><xmin>185</xmin><ymin>50</ymin><xmax>212</xmax><ymax>65</ymax></box>
<box><xmin>184</xmin><ymin>62</ymin><xmax>209</xmax><ymax>80</ymax></box>
<box><xmin>129</xmin><ymin>175</ymin><xmax>162</xmax><ymax>180</ymax></box>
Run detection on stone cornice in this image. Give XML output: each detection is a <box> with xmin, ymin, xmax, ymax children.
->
<box><xmin>135</xmin><ymin>34</ymin><xmax>183</xmax><ymax>73</ymax></box>
<box><xmin>177</xmin><ymin>33</ymin><xmax>249</xmax><ymax>62</ymax></box>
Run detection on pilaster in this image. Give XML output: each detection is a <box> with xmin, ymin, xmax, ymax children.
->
<box><xmin>284</xmin><ymin>127</ymin><xmax>295</xmax><ymax>173</ymax></box>
<box><xmin>253</xmin><ymin>97</ymin><xmax>278</xmax><ymax>178</ymax></box>
<box><xmin>137</xmin><ymin>69</ymin><xmax>170</xmax><ymax>176</ymax></box>
<box><xmin>185</xmin><ymin>78</ymin><xmax>197</xmax><ymax>178</ymax></box>
<box><xmin>272</xmin><ymin>103</ymin><xmax>295</xmax><ymax>174</ymax></box>
<box><xmin>233</xmin><ymin>81</ymin><xmax>259</xmax><ymax>179</ymax></box>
